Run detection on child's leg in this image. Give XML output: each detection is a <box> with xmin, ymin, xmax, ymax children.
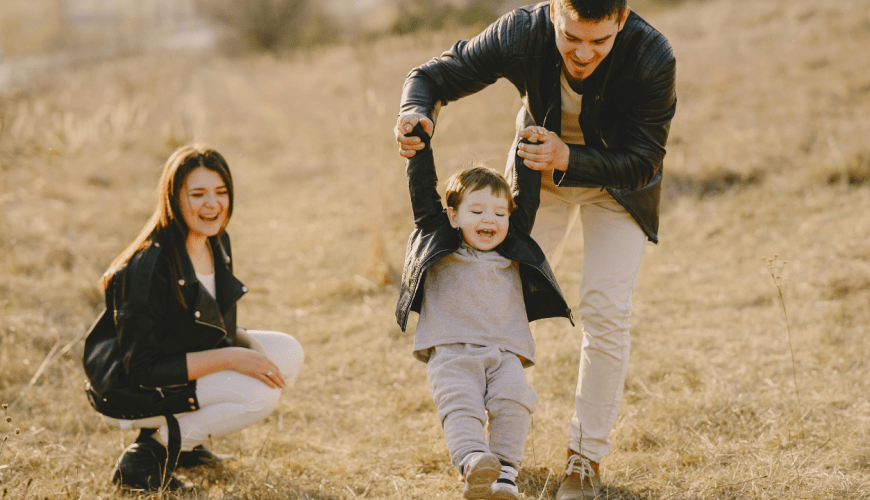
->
<box><xmin>427</xmin><ymin>344</ymin><xmax>492</xmax><ymax>469</ymax></box>
<box><xmin>485</xmin><ymin>351</ymin><xmax>537</xmax><ymax>467</ymax></box>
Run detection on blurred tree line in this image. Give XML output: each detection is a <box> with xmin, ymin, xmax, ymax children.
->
<box><xmin>0</xmin><ymin>0</ymin><xmax>691</xmax><ymax>58</ymax></box>
<box><xmin>196</xmin><ymin>0</ymin><xmax>525</xmax><ymax>54</ymax></box>
<box><xmin>197</xmin><ymin>0</ymin><xmax>691</xmax><ymax>54</ymax></box>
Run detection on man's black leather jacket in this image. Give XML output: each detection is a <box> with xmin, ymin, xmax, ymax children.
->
<box><xmin>400</xmin><ymin>2</ymin><xmax>677</xmax><ymax>242</ymax></box>
<box><xmin>395</xmin><ymin>125</ymin><xmax>572</xmax><ymax>331</ymax></box>
<box><xmin>83</xmin><ymin>231</ymin><xmax>247</xmax><ymax>419</ymax></box>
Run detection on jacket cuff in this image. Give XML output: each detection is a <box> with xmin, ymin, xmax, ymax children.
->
<box><xmin>152</xmin><ymin>353</ymin><xmax>189</xmax><ymax>387</ymax></box>
<box><xmin>556</xmin><ymin>144</ymin><xmax>607</xmax><ymax>188</ymax></box>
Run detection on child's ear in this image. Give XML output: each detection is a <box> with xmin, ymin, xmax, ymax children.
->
<box><xmin>447</xmin><ymin>207</ymin><xmax>459</xmax><ymax>228</ymax></box>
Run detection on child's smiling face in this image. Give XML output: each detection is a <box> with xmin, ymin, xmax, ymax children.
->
<box><xmin>447</xmin><ymin>186</ymin><xmax>510</xmax><ymax>251</ymax></box>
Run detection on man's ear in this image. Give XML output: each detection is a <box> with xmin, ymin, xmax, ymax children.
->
<box><xmin>447</xmin><ymin>207</ymin><xmax>459</xmax><ymax>228</ymax></box>
<box><xmin>618</xmin><ymin>6</ymin><xmax>631</xmax><ymax>31</ymax></box>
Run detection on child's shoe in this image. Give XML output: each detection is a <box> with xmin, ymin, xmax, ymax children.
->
<box><xmin>491</xmin><ymin>462</ymin><xmax>520</xmax><ymax>500</ymax></box>
<box><xmin>462</xmin><ymin>452</ymin><xmax>501</xmax><ymax>500</ymax></box>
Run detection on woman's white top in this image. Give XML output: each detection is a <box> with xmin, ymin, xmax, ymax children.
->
<box><xmin>196</xmin><ymin>271</ymin><xmax>217</xmax><ymax>299</ymax></box>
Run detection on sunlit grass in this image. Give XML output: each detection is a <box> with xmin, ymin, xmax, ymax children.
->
<box><xmin>1</xmin><ymin>0</ymin><xmax>869</xmax><ymax>497</ymax></box>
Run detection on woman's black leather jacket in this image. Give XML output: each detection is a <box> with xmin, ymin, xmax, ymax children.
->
<box><xmin>395</xmin><ymin>125</ymin><xmax>572</xmax><ymax>331</ymax></box>
<box><xmin>400</xmin><ymin>2</ymin><xmax>677</xmax><ymax>242</ymax></box>
<box><xmin>83</xmin><ymin>232</ymin><xmax>247</xmax><ymax>419</ymax></box>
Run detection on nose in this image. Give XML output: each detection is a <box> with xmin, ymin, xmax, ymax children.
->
<box><xmin>574</xmin><ymin>44</ymin><xmax>594</xmax><ymax>63</ymax></box>
<box><xmin>204</xmin><ymin>192</ymin><xmax>219</xmax><ymax>208</ymax></box>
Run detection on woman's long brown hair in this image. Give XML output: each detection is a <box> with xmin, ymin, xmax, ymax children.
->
<box><xmin>101</xmin><ymin>145</ymin><xmax>234</xmax><ymax>308</ymax></box>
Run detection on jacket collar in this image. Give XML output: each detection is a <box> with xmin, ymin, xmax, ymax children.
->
<box><xmin>176</xmin><ymin>234</ymin><xmax>247</xmax><ymax>331</ymax></box>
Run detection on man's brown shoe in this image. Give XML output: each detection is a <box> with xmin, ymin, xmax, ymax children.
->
<box><xmin>555</xmin><ymin>449</ymin><xmax>600</xmax><ymax>500</ymax></box>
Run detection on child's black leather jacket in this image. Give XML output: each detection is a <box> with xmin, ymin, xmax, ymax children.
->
<box><xmin>395</xmin><ymin>126</ymin><xmax>572</xmax><ymax>331</ymax></box>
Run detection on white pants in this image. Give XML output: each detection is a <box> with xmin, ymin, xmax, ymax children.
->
<box><xmin>104</xmin><ymin>330</ymin><xmax>304</xmax><ymax>451</ymax></box>
<box><xmin>530</xmin><ymin>174</ymin><xmax>647</xmax><ymax>463</ymax></box>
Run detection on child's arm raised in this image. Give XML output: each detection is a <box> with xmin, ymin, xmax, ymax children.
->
<box><xmin>507</xmin><ymin>127</ymin><xmax>547</xmax><ymax>236</ymax></box>
<box><xmin>405</xmin><ymin>123</ymin><xmax>445</xmax><ymax>229</ymax></box>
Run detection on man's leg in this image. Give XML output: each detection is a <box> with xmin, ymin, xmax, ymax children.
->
<box><xmin>569</xmin><ymin>196</ymin><xmax>646</xmax><ymax>462</ymax></box>
<box><xmin>526</xmin><ymin>174</ymin><xmax>580</xmax><ymax>387</ymax></box>
<box><xmin>556</xmin><ymin>194</ymin><xmax>646</xmax><ymax>500</ymax></box>
<box><xmin>528</xmin><ymin>175</ymin><xmax>581</xmax><ymax>268</ymax></box>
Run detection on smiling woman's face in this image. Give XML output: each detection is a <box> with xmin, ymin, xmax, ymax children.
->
<box><xmin>552</xmin><ymin>3</ymin><xmax>627</xmax><ymax>86</ymax></box>
<box><xmin>179</xmin><ymin>167</ymin><xmax>229</xmax><ymax>241</ymax></box>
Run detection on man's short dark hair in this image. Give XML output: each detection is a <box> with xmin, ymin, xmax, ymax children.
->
<box><xmin>555</xmin><ymin>0</ymin><xmax>628</xmax><ymax>22</ymax></box>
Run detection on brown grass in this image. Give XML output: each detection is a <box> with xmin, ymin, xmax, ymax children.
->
<box><xmin>1</xmin><ymin>0</ymin><xmax>870</xmax><ymax>498</ymax></box>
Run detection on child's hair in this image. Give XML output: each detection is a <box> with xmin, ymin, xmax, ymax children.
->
<box><xmin>444</xmin><ymin>163</ymin><xmax>517</xmax><ymax>213</ymax></box>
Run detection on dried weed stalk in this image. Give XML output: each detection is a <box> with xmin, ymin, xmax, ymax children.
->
<box><xmin>764</xmin><ymin>255</ymin><xmax>802</xmax><ymax>416</ymax></box>
<box><xmin>0</xmin><ymin>403</ymin><xmax>22</xmax><ymax>461</ymax></box>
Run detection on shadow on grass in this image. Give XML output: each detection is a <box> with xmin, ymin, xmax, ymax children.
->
<box><xmin>518</xmin><ymin>466</ymin><xmax>645</xmax><ymax>500</ymax></box>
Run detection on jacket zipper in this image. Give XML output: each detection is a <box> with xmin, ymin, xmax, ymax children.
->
<box><xmin>194</xmin><ymin>318</ymin><xmax>228</xmax><ymax>344</ymax></box>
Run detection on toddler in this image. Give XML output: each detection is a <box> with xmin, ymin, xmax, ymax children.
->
<box><xmin>395</xmin><ymin>124</ymin><xmax>573</xmax><ymax>499</ymax></box>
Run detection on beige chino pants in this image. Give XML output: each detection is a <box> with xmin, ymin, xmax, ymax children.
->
<box><xmin>523</xmin><ymin>171</ymin><xmax>647</xmax><ymax>463</ymax></box>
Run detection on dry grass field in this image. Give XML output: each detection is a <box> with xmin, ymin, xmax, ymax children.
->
<box><xmin>2</xmin><ymin>0</ymin><xmax>870</xmax><ymax>498</ymax></box>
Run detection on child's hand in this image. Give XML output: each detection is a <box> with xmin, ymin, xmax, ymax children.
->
<box><xmin>517</xmin><ymin>126</ymin><xmax>569</xmax><ymax>172</ymax></box>
<box><xmin>518</xmin><ymin>126</ymin><xmax>550</xmax><ymax>144</ymax></box>
<box><xmin>395</xmin><ymin>113</ymin><xmax>435</xmax><ymax>158</ymax></box>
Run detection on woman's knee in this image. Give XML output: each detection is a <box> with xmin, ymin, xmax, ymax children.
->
<box><xmin>248</xmin><ymin>331</ymin><xmax>305</xmax><ymax>382</ymax></box>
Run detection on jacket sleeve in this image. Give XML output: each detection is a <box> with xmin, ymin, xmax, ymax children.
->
<box><xmin>405</xmin><ymin>123</ymin><xmax>447</xmax><ymax>229</ymax></box>
<box><xmin>114</xmin><ymin>250</ymin><xmax>189</xmax><ymax>389</ymax></box>
<box><xmin>400</xmin><ymin>10</ymin><xmax>521</xmax><ymax>124</ymax></box>
<box><xmin>554</xmin><ymin>39</ymin><xmax>677</xmax><ymax>190</ymax></box>
<box><xmin>507</xmin><ymin>138</ymin><xmax>541</xmax><ymax>236</ymax></box>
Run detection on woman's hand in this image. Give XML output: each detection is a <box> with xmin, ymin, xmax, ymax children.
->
<box><xmin>225</xmin><ymin>347</ymin><xmax>286</xmax><ymax>389</ymax></box>
<box><xmin>517</xmin><ymin>126</ymin><xmax>569</xmax><ymax>172</ymax></box>
<box><xmin>187</xmin><ymin>346</ymin><xmax>285</xmax><ymax>389</ymax></box>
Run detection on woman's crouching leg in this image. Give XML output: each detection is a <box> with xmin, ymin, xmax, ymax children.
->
<box><xmin>155</xmin><ymin>370</ymin><xmax>283</xmax><ymax>451</ymax></box>
<box><xmin>247</xmin><ymin>330</ymin><xmax>305</xmax><ymax>384</ymax></box>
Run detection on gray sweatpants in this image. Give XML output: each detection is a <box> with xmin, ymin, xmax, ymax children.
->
<box><xmin>427</xmin><ymin>343</ymin><xmax>537</xmax><ymax>469</ymax></box>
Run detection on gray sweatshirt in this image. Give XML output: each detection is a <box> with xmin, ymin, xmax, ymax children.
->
<box><xmin>412</xmin><ymin>243</ymin><xmax>535</xmax><ymax>367</ymax></box>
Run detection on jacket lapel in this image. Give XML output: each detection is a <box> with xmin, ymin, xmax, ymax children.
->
<box><xmin>213</xmin><ymin>237</ymin><xmax>247</xmax><ymax>312</ymax></box>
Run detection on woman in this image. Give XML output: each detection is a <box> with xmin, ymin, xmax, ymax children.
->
<box><xmin>83</xmin><ymin>144</ymin><xmax>304</xmax><ymax>491</ymax></box>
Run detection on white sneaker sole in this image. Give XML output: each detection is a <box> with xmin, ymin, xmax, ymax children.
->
<box><xmin>463</xmin><ymin>454</ymin><xmax>501</xmax><ymax>500</ymax></box>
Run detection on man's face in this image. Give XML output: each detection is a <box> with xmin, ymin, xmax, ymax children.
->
<box><xmin>552</xmin><ymin>3</ymin><xmax>628</xmax><ymax>85</ymax></box>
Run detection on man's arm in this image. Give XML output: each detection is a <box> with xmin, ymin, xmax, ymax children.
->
<box><xmin>395</xmin><ymin>11</ymin><xmax>520</xmax><ymax>157</ymax></box>
<box><xmin>518</xmin><ymin>43</ymin><xmax>677</xmax><ymax>190</ymax></box>
<box><xmin>557</xmin><ymin>46</ymin><xmax>677</xmax><ymax>189</ymax></box>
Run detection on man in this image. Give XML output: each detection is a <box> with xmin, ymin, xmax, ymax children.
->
<box><xmin>394</xmin><ymin>1</ymin><xmax>676</xmax><ymax>498</ymax></box>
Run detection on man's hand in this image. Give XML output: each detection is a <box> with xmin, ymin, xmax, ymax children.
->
<box><xmin>517</xmin><ymin>126</ymin><xmax>569</xmax><ymax>172</ymax></box>
<box><xmin>395</xmin><ymin>113</ymin><xmax>435</xmax><ymax>158</ymax></box>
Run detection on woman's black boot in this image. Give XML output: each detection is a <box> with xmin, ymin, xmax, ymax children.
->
<box><xmin>111</xmin><ymin>438</ymin><xmax>185</xmax><ymax>491</ymax></box>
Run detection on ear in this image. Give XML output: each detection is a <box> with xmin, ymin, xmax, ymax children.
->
<box><xmin>618</xmin><ymin>6</ymin><xmax>631</xmax><ymax>31</ymax></box>
<box><xmin>447</xmin><ymin>207</ymin><xmax>459</xmax><ymax>228</ymax></box>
